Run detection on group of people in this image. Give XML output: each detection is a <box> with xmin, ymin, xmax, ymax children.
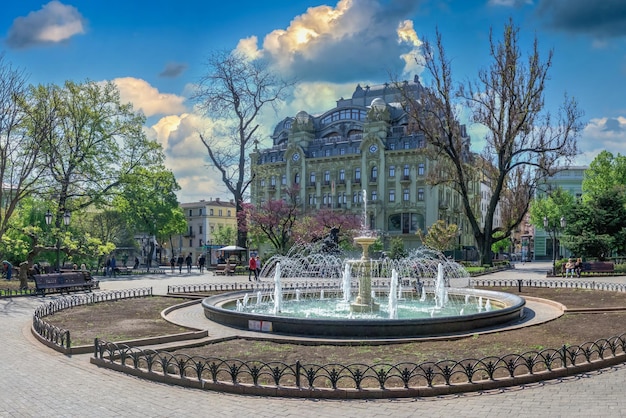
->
<box><xmin>169</xmin><ymin>253</ymin><xmax>207</xmax><ymax>273</ymax></box>
<box><xmin>564</xmin><ymin>257</ymin><xmax>583</xmax><ymax>278</ymax></box>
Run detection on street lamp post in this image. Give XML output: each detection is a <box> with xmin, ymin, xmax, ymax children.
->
<box><xmin>458</xmin><ymin>226</ymin><xmax>463</xmax><ymax>261</ymax></box>
<box><xmin>45</xmin><ymin>209</ymin><xmax>71</xmax><ymax>272</ymax></box>
<box><xmin>544</xmin><ymin>216</ymin><xmax>566</xmax><ymax>276</ymax></box>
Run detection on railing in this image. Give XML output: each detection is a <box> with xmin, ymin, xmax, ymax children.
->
<box><xmin>92</xmin><ymin>336</ymin><xmax>626</xmax><ymax>398</ymax></box>
<box><xmin>470</xmin><ymin>278</ymin><xmax>626</xmax><ymax>292</ymax></box>
<box><xmin>32</xmin><ymin>288</ymin><xmax>153</xmax><ymax>353</ymax></box>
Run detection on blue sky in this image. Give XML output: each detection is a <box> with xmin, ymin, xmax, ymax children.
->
<box><xmin>2</xmin><ymin>0</ymin><xmax>626</xmax><ymax>202</ymax></box>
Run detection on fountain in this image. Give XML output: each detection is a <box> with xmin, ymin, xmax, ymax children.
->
<box><xmin>202</xmin><ymin>190</ymin><xmax>525</xmax><ymax>338</ymax></box>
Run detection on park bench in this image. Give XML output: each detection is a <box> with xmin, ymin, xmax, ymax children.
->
<box><xmin>114</xmin><ymin>266</ymin><xmax>132</xmax><ymax>275</ymax></box>
<box><xmin>215</xmin><ymin>264</ymin><xmax>235</xmax><ymax>276</ymax></box>
<box><xmin>582</xmin><ymin>261</ymin><xmax>615</xmax><ymax>275</ymax></box>
<box><xmin>560</xmin><ymin>261</ymin><xmax>615</xmax><ymax>277</ymax></box>
<box><xmin>32</xmin><ymin>271</ymin><xmax>99</xmax><ymax>296</ymax></box>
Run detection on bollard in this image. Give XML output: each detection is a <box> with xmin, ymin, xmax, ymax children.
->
<box><xmin>517</xmin><ymin>279</ymin><xmax>522</xmax><ymax>292</ymax></box>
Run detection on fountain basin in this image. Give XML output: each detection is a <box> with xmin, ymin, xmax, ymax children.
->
<box><xmin>202</xmin><ymin>288</ymin><xmax>526</xmax><ymax>339</ymax></box>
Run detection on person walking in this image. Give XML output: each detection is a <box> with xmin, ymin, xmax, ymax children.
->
<box><xmin>199</xmin><ymin>254</ymin><xmax>206</xmax><ymax>273</ymax></box>
<box><xmin>255</xmin><ymin>255</ymin><xmax>261</xmax><ymax>281</ymax></box>
<box><xmin>2</xmin><ymin>260</ymin><xmax>12</xmax><ymax>281</ymax></box>
<box><xmin>248</xmin><ymin>256</ymin><xmax>256</xmax><ymax>281</ymax></box>
<box><xmin>111</xmin><ymin>255</ymin><xmax>117</xmax><ymax>278</ymax></box>
<box><xmin>170</xmin><ymin>256</ymin><xmax>176</xmax><ymax>273</ymax></box>
<box><xmin>185</xmin><ymin>253</ymin><xmax>193</xmax><ymax>273</ymax></box>
<box><xmin>177</xmin><ymin>254</ymin><xmax>184</xmax><ymax>273</ymax></box>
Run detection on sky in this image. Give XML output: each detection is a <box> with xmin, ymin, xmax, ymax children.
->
<box><xmin>1</xmin><ymin>0</ymin><xmax>626</xmax><ymax>203</ymax></box>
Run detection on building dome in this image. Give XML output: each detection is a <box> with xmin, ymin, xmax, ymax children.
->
<box><xmin>371</xmin><ymin>98</ymin><xmax>386</xmax><ymax>111</ymax></box>
<box><xmin>295</xmin><ymin>111</ymin><xmax>310</xmax><ymax>123</ymax></box>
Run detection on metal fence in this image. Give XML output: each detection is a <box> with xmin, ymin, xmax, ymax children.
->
<box><xmin>32</xmin><ymin>288</ymin><xmax>154</xmax><ymax>353</ymax></box>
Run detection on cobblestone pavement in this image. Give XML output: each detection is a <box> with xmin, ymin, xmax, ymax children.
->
<box><xmin>1</xmin><ymin>262</ymin><xmax>625</xmax><ymax>417</ymax></box>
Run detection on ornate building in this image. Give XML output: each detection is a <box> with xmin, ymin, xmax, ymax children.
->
<box><xmin>171</xmin><ymin>198</ymin><xmax>237</xmax><ymax>266</ymax></box>
<box><xmin>250</xmin><ymin>77</ymin><xmax>476</xmax><ymax>251</ymax></box>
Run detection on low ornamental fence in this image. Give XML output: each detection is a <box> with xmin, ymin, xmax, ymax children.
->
<box><xmin>32</xmin><ymin>288</ymin><xmax>153</xmax><ymax>353</ymax></box>
<box><xmin>92</xmin><ymin>336</ymin><xmax>626</xmax><ymax>398</ymax></box>
<box><xmin>0</xmin><ymin>287</ymin><xmax>38</xmax><ymax>298</ymax></box>
<box><xmin>471</xmin><ymin>278</ymin><xmax>626</xmax><ymax>292</ymax></box>
<box><xmin>167</xmin><ymin>278</ymin><xmax>437</xmax><ymax>295</ymax></box>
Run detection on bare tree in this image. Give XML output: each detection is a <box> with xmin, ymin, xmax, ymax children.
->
<box><xmin>194</xmin><ymin>50</ymin><xmax>294</xmax><ymax>248</ymax></box>
<box><xmin>400</xmin><ymin>20</ymin><xmax>582</xmax><ymax>265</ymax></box>
<box><xmin>0</xmin><ymin>55</ymin><xmax>46</xmax><ymax>240</ymax></box>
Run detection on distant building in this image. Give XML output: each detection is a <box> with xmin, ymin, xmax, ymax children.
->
<box><xmin>171</xmin><ymin>198</ymin><xmax>237</xmax><ymax>265</ymax></box>
<box><xmin>250</xmin><ymin>77</ymin><xmax>479</xmax><ymax>252</ymax></box>
<box><xmin>534</xmin><ymin>166</ymin><xmax>588</xmax><ymax>261</ymax></box>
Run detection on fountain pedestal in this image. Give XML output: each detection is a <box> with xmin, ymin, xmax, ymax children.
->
<box><xmin>350</xmin><ymin>236</ymin><xmax>379</xmax><ymax>313</ymax></box>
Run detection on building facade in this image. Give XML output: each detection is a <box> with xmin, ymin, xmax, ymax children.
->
<box><xmin>533</xmin><ymin>166</ymin><xmax>588</xmax><ymax>260</ymax></box>
<box><xmin>171</xmin><ymin>198</ymin><xmax>237</xmax><ymax>265</ymax></box>
<box><xmin>250</xmin><ymin>78</ymin><xmax>477</xmax><ymax>251</ymax></box>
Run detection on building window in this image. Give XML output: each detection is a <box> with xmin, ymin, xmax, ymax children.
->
<box><xmin>294</xmin><ymin>172</ymin><xmax>300</xmax><ymax>184</ymax></box>
<box><xmin>189</xmin><ymin>225</ymin><xmax>193</xmax><ymax>235</ymax></box>
<box><xmin>325</xmin><ymin>149</ymin><xmax>331</xmax><ymax>157</ymax></box>
<box><xmin>199</xmin><ymin>225</ymin><xmax>203</xmax><ymax>234</ymax></box>
<box><xmin>388</xmin><ymin>213</ymin><xmax>420</xmax><ymax>233</ymax></box>
<box><xmin>355</xmin><ymin>168</ymin><xmax>361</xmax><ymax>182</ymax></box>
<box><xmin>189</xmin><ymin>209</ymin><xmax>192</xmax><ymax>217</ymax></box>
<box><xmin>403</xmin><ymin>164</ymin><xmax>410</xmax><ymax>177</ymax></box>
<box><xmin>260</xmin><ymin>179</ymin><xmax>265</xmax><ymax>187</ymax></box>
<box><xmin>270</xmin><ymin>176</ymin><xmax>276</xmax><ymax>186</ymax></box>
<box><xmin>340</xmin><ymin>148</ymin><xmax>346</xmax><ymax>155</ymax></box>
<box><xmin>370</xmin><ymin>166</ymin><xmax>377</xmax><ymax>182</ymax></box>
<box><xmin>227</xmin><ymin>210</ymin><xmax>231</xmax><ymax>216</ymax></box>
<box><xmin>418</xmin><ymin>188</ymin><xmax>424</xmax><ymax>201</ymax></box>
<box><xmin>281</xmin><ymin>174</ymin><xmax>287</xmax><ymax>185</ymax></box>
<box><xmin>389</xmin><ymin>190</ymin><xmax>395</xmax><ymax>202</ymax></box>
<box><xmin>403</xmin><ymin>188</ymin><xmax>410</xmax><ymax>201</ymax></box>
<box><xmin>369</xmin><ymin>214</ymin><xmax>376</xmax><ymax>230</ymax></box>
<box><xmin>404</xmin><ymin>141</ymin><xmax>410</xmax><ymax>149</ymax></box>
<box><xmin>339</xmin><ymin>169</ymin><xmax>345</xmax><ymax>182</ymax></box>
<box><xmin>199</xmin><ymin>208</ymin><xmax>203</xmax><ymax>215</ymax></box>
<box><xmin>189</xmin><ymin>239</ymin><xmax>193</xmax><ymax>247</ymax></box>
<box><xmin>310</xmin><ymin>172</ymin><xmax>316</xmax><ymax>186</ymax></box>
<box><xmin>219</xmin><ymin>209</ymin><xmax>222</xmax><ymax>216</ymax></box>
<box><xmin>418</xmin><ymin>163</ymin><xmax>425</xmax><ymax>176</ymax></box>
<box><xmin>371</xmin><ymin>190</ymin><xmax>377</xmax><ymax>201</ymax></box>
<box><xmin>389</xmin><ymin>166</ymin><xmax>395</xmax><ymax>177</ymax></box>
<box><xmin>210</xmin><ymin>209</ymin><xmax>214</xmax><ymax>216</ymax></box>
<box><xmin>324</xmin><ymin>170</ymin><xmax>331</xmax><ymax>184</ymax></box>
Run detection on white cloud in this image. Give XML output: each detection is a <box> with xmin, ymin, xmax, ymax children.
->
<box><xmin>236</xmin><ymin>0</ymin><xmax>423</xmax><ymax>82</ymax></box>
<box><xmin>574</xmin><ymin>116</ymin><xmax>626</xmax><ymax>165</ymax></box>
<box><xmin>113</xmin><ymin>77</ymin><xmax>187</xmax><ymax>117</ymax></box>
<box><xmin>6</xmin><ymin>1</ymin><xmax>86</xmax><ymax>49</ymax></box>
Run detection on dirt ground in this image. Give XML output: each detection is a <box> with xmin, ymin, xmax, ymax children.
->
<box><xmin>40</xmin><ymin>286</ymin><xmax>626</xmax><ymax>364</ymax></box>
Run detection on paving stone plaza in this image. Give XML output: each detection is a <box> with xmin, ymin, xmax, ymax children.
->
<box><xmin>1</xmin><ymin>261</ymin><xmax>625</xmax><ymax>417</ymax></box>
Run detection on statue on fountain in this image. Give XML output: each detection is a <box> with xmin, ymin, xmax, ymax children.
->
<box><xmin>321</xmin><ymin>227</ymin><xmax>340</xmax><ymax>253</ymax></box>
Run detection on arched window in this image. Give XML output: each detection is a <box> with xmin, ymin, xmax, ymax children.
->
<box><xmin>370</xmin><ymin>166</ymin><xmax>378</xmax><ymax>182</ymax></box>
<box><xmin>294</xmin><ymin>173</ymin><xmax>300</xmax><ymax>184</ymax></box>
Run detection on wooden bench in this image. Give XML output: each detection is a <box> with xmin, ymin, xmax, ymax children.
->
<box><xmin>32</xmin><ymin>272</ymin><xmax>99</xmax><ymax>296</ymax></box>
<box><xmin>114</xmin><ymin>266</ymin><xmax>132</xmax><ymax>275</ymax></box>
<box><xmin>561</xmin><ymin>261</ymin><xmax>615</xmax><ymax>277</ymax></box>
<box><xmin>214</xmin><ymin>264</ymin><xmax>235</xmax><ymax>276</ymax></box>
<box><xmin>582</xmin><ymin>261</ymin><xmax>615</xmax><ymax>275</ymax></box>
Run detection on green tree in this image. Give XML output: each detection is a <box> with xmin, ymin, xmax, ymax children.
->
<box><xmin>582</xmin><ymin>150</ymin><xmax>626</xmax><ymax>201</ymax></box>
<box><xmin>212</xmin><ymin>225</ymin><xmax>237</xmax><ymax>247</ymax></box>
<box><xmin>115</xmin><ymin>166</ymin><xmax>186</xmax><ymax>269</ymax></box>
<box><xmin>194</xmin><ymin>50</ymin><xmax>294</xmax><ymax>248</ymax></box>
<box><xmin>563</xmin><ymin>187</ymin><xmax>626</xmax><ymax>259</ymax></box>
<box><xmin>32</xmin><ymin>80</ymin><xmax>163</xmax><ymax>232</ymax></box>
<box><xmin>400</xmin><ymin>20</ymin><xmax>582</xmax><ymax>266</ymax></box>
<box><xmin>0</xmin><ymin>56</ymin><xmax>47</xmax><ymax>243</ymax></box>
<box><xmin>387</xmin><ymin>237</ymin><xmax>407</xmax><ymax>260</ymax></box>
<box><xmin>417</xmin><ymin>220</ymin><xmax>458</xmax><ymax>252</ymax></box>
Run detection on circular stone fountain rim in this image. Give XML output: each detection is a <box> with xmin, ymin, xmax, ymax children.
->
<box><xmin>202</xmin><ymin>288</ymin><xmax>526</xmax><ymax>337</ymax></box>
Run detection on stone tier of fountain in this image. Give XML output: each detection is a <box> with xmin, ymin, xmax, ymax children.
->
<box><xmin>350</xmin><ymin>235</ymin><xmax>379</xmax><ymax>313</ymax></box>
